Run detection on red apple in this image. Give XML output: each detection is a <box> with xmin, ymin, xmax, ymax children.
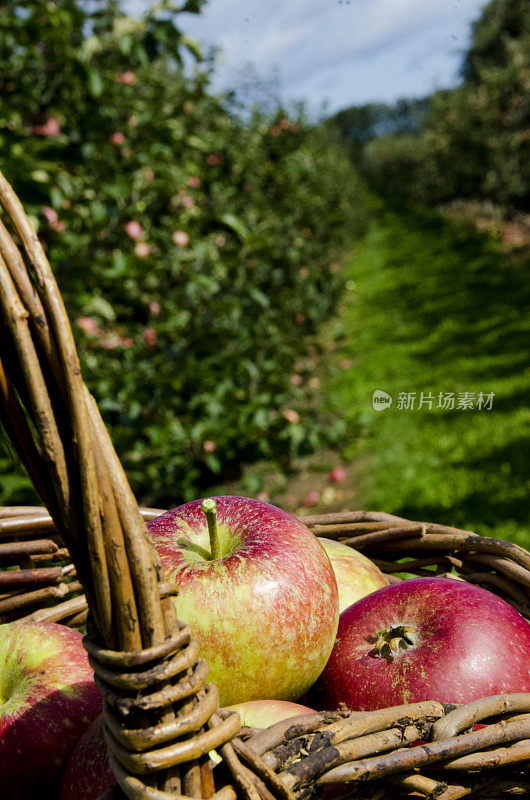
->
<box><xmin>303</xmin><ymin>490</ymin><xmax>320</xmax><ymax>507</ymax></box>
<box><xmin>314</xmin><ymin>577</ymin><xmax>530</xmax><ymax>711</ymax></box>
<box><xmin>61</xmin><ymin>714</ymin><xmax>113</xmax><ymax>800</ymax></box>
<box><xmin>329</xmin><ymin>467</ymin><xmax>346</xmax><ymax>483</ymax></box>
<box><xmin>318</xmin><ymin>537</ymin><xmax>389</xmax><ymax>613</ymax></box>
<box><xmin>0</xmin><ymin>620</ymin><xmax>102</xmax><ymax>800</ymax></box>
<box><xmin>147</xmin><ymin>496</ymin><xmax>339</xmax><ymax>706</ymax></box>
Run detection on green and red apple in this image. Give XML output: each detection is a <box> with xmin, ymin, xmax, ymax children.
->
<box><xmin>225</xmin><ymin>699</ymin><xmax>314</xmax><ymax>730</ymax></box>
<box><xmin>0</xmin><ymin>620</ymin><xmax>102</xmax><ymax>800</ymax></box>
<box><xmin>317</xmin><ymin>537</ymin><xmax>388</xmax><ymax>613</ymax></box>
<box><xmin>147</xmin><ymin>496</ymin><xmax>339</xmax><ymax>706</ymax></box>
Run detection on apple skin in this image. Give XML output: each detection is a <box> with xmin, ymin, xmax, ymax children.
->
<box><xmin>0</xmin><ymin>620</ymin><xmax>102</xmax><ymax>800</ymax></box>
<box><xmin>224</xmin><ymin>699</ymin><xmax>314</xmax><ymax>730</ymax></box>
<box><xmin>147</xmin><ymin>496</ymin><xmax>339</xmax><ymax>706</ymax></box>
<box><xmin>314</xmin><ymin>577</ymin><xmax>530</xmax><ymax>711</ymax></box>
<box><xmin>60</xmin><ymin>714</ymin><xmax>112</xmax><ymax>800</ymax></box>
<box><xmin>317</xmin><ymin>537</ymin><xmax>389</xmax><ymax>613</ymax></box>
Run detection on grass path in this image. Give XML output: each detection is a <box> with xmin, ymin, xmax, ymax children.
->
<box><xmin>326</xmin><ymin>199</ymin><xmax>529</xmax><ymax>546</ymax></box>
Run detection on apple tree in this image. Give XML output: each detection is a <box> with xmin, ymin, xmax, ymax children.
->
<box><xmin>0</xmin><ymin>0</ymin><xmax>364</xmax><ymax>505</ymax></box>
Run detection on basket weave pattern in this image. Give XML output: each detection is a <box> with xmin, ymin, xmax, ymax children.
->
<box><xmin>1</xmin><ymin>169</ymin><xmax>529</xmax><ymax>800</ymax></box>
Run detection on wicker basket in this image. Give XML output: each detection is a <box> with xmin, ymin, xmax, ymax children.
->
<box><xmin>0</xmin><ymin>168</ymin><xmax>529</xmax><ymax>800</ymax></box>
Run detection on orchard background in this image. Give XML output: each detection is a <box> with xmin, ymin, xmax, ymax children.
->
<box><xmin>0</xmin><ymin>0</ymin><xmax>365</xmax><ymax>505</ymax></box>
<box><xmin>0</xmin><ymin>0</ymin><xmax>528</xmax><ymax>546</ymax></box>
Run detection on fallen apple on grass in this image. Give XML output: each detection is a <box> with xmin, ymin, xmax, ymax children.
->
<box><xmin>329</xmin><ymin>467</ymin><xmax>346</xmax><ymax>483</ymax></box>
<box><xmin>0</xmin><ymin>620</ymin><xmax>102</xmax><ymax>800</ymax></box>
<box><xmin>314</xmin><ymin>577</ymin><xmax>530</xmax><ymax>711</ymax></box>
<box><xmin>317</xmin><ymin>537</ymin><xmax>389</xmax><ymax>613</ymax></box>
<box><xmin>147</xmin><ymin>496</ymin><xmax>339</xmax><ymax>706</ymax></box>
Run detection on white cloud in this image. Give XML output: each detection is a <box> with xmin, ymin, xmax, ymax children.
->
<box><xmin>129</xmin><ymin>0</ymin><xmax>490</xmax><ymax>111</ymax></box>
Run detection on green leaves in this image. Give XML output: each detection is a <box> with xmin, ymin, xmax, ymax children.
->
<box><xmin>218</xmin><ymin>213</ymin><xmax>249</xmax><ymax>242</ymax></box>
<box><xmin>87</xmin><ymin>68</ymin><xmax>105</xmax><ymax>98</ymax></box>
<box><xmin>83</xmin><ymin>296</ymin><xmax>116</xmax><ymax>322</ymax></box>
<box><xmin>180</xmin><ymin>34</ymin><xmax>202</xmax><ymax>60</ymax></box>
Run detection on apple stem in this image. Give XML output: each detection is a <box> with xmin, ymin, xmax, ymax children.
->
<box><xmin>202</xmin><ymin>498</ymin><xmax>220</xmax><ymax>560</ymax></box>
<box><xmin>177</xmin><ymin>538</ymin><xmax>212</xmax><ymax>561</ymax></box>
<box><xmin>373</xmin><ymin>624</ymin><xmax>417</xmax><ymax>663</ymax></box>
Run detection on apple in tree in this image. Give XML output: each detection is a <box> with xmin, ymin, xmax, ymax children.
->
<box><xmin>0</xmin><ymin>620</ymin><xmax>102</xmax><ymax>800</ymax></box>
<box><xmin>147</xmin><ymin>496</ymin><xmax>339</xmax><ymax>706</ymax></box>
<box><xmin>317</xmin><ymin>537</ymin><xmax>388</xmax><ymax>613</ymax></box>
<box><xmin>314</xmin><ymin>577</ymin><xmax>530</xmax><ymax>711</ymax></box>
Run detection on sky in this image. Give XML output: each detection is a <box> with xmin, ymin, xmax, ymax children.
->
<box><xmin>130</xmin><ymin>0</ymin><xmax>490</xmax><ymax>114</ymax></box>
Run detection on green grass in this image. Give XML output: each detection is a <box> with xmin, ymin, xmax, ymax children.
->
<box><xmin>327</xmin><ymin>199</ymin><xmax>530</xmax><ymax>547</ymax></box>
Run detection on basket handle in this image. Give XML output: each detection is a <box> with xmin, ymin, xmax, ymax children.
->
<box><xmin>0</xmin><ymin>169</ymin><xmax>267</xmax><ymax>800</ymax></box>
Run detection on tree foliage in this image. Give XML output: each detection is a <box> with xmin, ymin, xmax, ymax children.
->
<box><xmin>330</xmin><ymin>99</ymin><xmax>427</xmax><ymax>161</ymax></box>
<box><xmin>462</xmin><ymin>0</ymin><xmax>529</xmax><ymax>82</ymax></box>
<box><xmin>0</xmin><ymin>0</ymin><xmax>365</xmax><ymax>506</ymax></box>
<box><xmin>361</xmin><ymin>0</ymin><xmax>529</xmax><ymax>207</ymax></box>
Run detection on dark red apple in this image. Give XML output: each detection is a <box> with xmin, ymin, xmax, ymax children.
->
<box><xmin>60</xmin><ymin>714</ymin><xmax>113</xmax><ymax>800</ymax></box>
<box><xmin>314</xmin><ymin>577</ymin><xmax>530</xmax><ymax>711</ymax></box>
<box><xmin>0</xmin><ymin>620</ymin><xmax>102</xmax><ymax>800</ymax></box>
<box><xmin>147</xmin><ymin>496</ymin><xmax>339</xmax><ymax>706</ymax></box>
